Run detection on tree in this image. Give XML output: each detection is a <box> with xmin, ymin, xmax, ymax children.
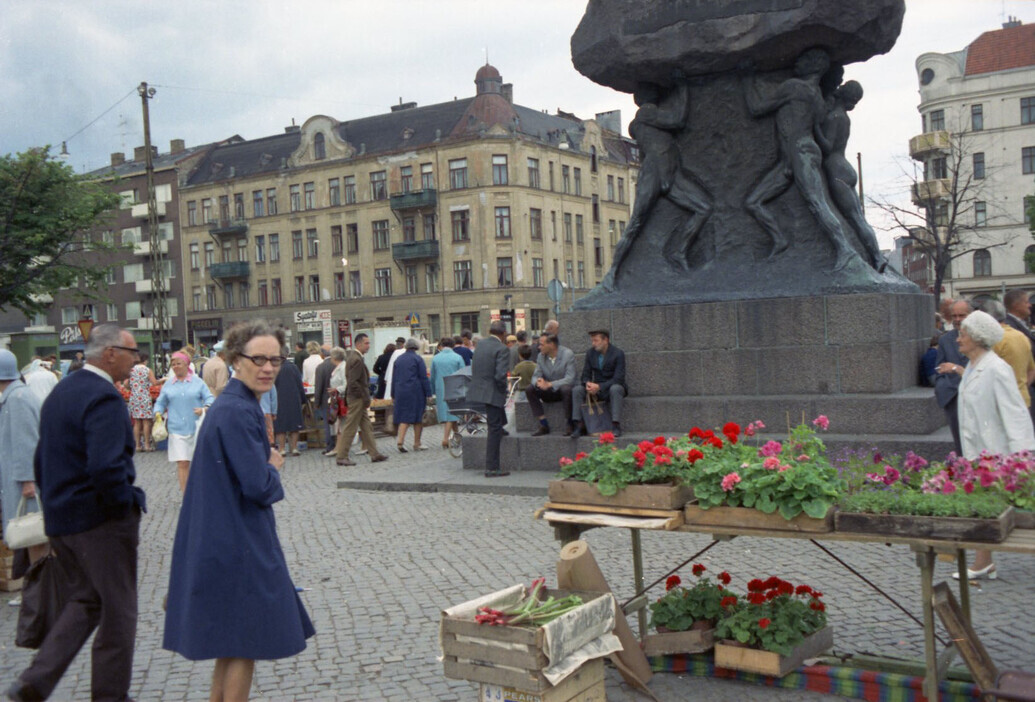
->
<box><xmin>0</xmin><ymin>147</ymin><xmax>123</xmax><ymax>317</ymax></box>
<box><xmin>873</xmin><ymin>122</ymin><xmax>1004</xmax><ymax>309</ymax></box>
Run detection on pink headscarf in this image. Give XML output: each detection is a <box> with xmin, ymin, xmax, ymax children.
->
<box><xmin>172</xmin><ymin>351</ymin><xmax>194</xmax><ymax>380</ymax></box>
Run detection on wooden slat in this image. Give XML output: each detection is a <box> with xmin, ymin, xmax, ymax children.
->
<box><xmin>443</xmin><ymin>658</ymin><xmax>546</xmax><ymax>691</ymax></box>
<box><xmin>543</xmin><ymin>509</ymin><xmax>683</xmax><ymax>531</ymax></box>
<box><xmin>546</xmin><ymin>501</ymin><xmax>683</xmax><ymax>518</ymax></box>
<box><xmin>441</xmin><ymin>635</ymin><xmax>546</xmax><ymax>669</ymax></box>
<box><xmin>442</xmin><ymin>617</ymin><xmax>539</xmax><ymax>646</ymax></box>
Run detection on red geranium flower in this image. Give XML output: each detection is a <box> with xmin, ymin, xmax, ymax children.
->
<box><xmin>708</xmin><ymin>437</ymin><xmax>724</xmax><ymax>449</ymax></box>
<box><xmin>763</xmin><ymin>576</ymin><xmax>780</xmax><ymax>589</ymax></box>
<box><xmin>633</xmin><ymin>450</ymin><xmax>646</xmax><ymax>468</ymax></box>
<box><xmin>812</xmin><ymin>590</ymin><xmax>823</xmax><ymax>598</ymax></box>
<box><xmin>575</xmin><ymin>451</ymin><xmax>588</xmax><ymax>461</ymax></box>
<box><xmin>689</xmin><ymin>427</ymin><xmax>706</xmax><ymax>440</ymax></box>
<box><xmin>692</xmin><ymin>563</ymin><xmax>706</xmax><ymax>576</ymax></box>
<box><xmin>778</xmin><ymin>581</ymin><xmax>794</xmax><ymax>596</ymax></box>
<box><xmin>810</xmin><ymin>601</ymin><xmax>826</xmax><ymax>612</ymax></box>
<box><xmin>765</xmin><ymin>590</ymin><xmax>780</xmax><ymax>601</ymax></box>
<box><xmin>721</xmin><ymin>595</ymin><xmax>738</xmax><ymax>608</ymax></box>
<box><xmin>654</xmin><ymin>436</ymin><xmax>667</xmax><ymax>446</ymax></box>
<box><xmin>747</xmin><ymin>592</ymin><xmax>766</xmax><ymax>605</ymax></box>
<box><xmin>723</xmin><ymin>422</ymin><xmax>741</xmax><ymax>437</ymax></box>
<box><xmin>598</xmin><ymin>432</ymin><xmax>615</xmax><ymax>445</ymax></box>
<box><xmin>638</xmin><ymin>440</ymin><xmax>654</xmax><ymax>452</ymax></box>
<box><xmin>665</xmin><ymin>575</ymin><xmax>681</xmax><ymax>591</ymax></box>
<box><xmin>718</xmin><ymin>571</ymin><xmax>732</xmax><ymax>586</ymax></box>
<box><xmin>758</xmin><ymin>618</ymin><xmax>771</xmax><ymax>629</ymax></box>
<box><xmin>687</xmin><ymin>448</ymin><xmax>704</xmax><ymax>464</ymax></box>
<box><xmin>747</xmin><ymin>579</ymin><xmax>765</xmax><ymax>592</ymax></box>
<box><xmin>795</xmin><ymin>584</ymin><xmax>812</xmax><ymax>596</ymax></box>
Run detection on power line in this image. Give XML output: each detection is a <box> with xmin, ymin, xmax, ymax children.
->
<box><xmin>62</xmin><ymin>87</ymin><xmax>137</xmax><ymax>145</ymax></box>
<box><xmin>150</xmin><ymin>83</ymin><xmax>383</xmax><ymax>110</ymax></box>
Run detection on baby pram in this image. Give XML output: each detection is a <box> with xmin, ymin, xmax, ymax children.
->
<box><xmin>442</xmin><ymin>367</ymin><xmax>518</xmax><ymax>458</ymax></box>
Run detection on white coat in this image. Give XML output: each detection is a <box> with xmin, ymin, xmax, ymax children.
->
<box><xmin>958</xmin><ymin>350</ymin><xmax>1035</xmax><ymax>459</ymax></box>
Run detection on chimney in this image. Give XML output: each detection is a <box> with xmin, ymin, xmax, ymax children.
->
<box><xmin>595</xmin><ymin>110</ymin><xmax>622</xmax><ymax>134</ymax></box>
<box><xmin>501</xmin><ymin>83</ymin><xmax>513</xmax><ymax>104</ymax></box>
<box><xmin>170</xmin><ymin>138</ymin><xmax>185</xmax><ymax>154</ymax></box>
<box><xmin>110</xmin><ymin>152</ymin><xmax>126</xmax><ymax>167</ymax></box>
<box><xmin>1004</xmin><ymin>16</ymin><xmax>1022</xmax><ymax>28</ymax></box>
<box><xmin>391</xmin><ymin>101</ymin><xmax>417</xmax><ymax>112</ymax></box>
<box><xmin>133</xmin><ymin>145</ymin><xmax>147</xmax><ymax>161</ymax></box>
<box><xmin>285</xmin><ymin>125</ymin><xmax>300</xmax><ymax>133</ymax></box>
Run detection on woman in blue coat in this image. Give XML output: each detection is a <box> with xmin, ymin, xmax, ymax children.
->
<box><xmin>164</xmin><ymin>322</ymin><xmax>314</xmax><ymax>701</ymax></box>
<box><xmin>0</xmin><ymin>350</ymin><xmax>45</xmax><ymax>565</ymax></box>
<box><xmin>429</xmin><ymin>337</ymin><xmax>465</xmax><ymax>449</ymax></box>
<box><xmin>391</xmin><ymin>337</ymin><xmax>432</xmax><ymax>452</ymax></box>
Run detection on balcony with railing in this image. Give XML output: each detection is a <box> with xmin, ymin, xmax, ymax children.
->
<box><xmin>130</xmin><ymin>201</ymin><xmax>167</xmax><ymax>219</ymax></box>
<box><xmin>209</xmin><ymin>261</ymin><xmax>251</xmax><ymax>280</ymax></box>
<box><xmin>389</xmin><ymin>189</ymin><xmax>437</xmax><ymax>211</ymax></box>
<box><xmin>208</xmin><ymin>218</ymin><xmax>248</xmax><ymax>237</ymax></box>
<box><xmin>392</xmin><ymin>239</ymin><xmax>439</xmax><ymax>261</ymax></box>
<box><xmin>911</xmin><ymin>178</ymin><xmax>951</xmax><ymax>205</ymax></box>
<box><xmin>908</xmin><ymin>131</ymin><xmax>951</xmax><ymax>160</ymax></box>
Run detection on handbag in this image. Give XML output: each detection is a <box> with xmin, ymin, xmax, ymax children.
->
<box><xmin>327</xmin><ymin>391</ymin><xmax>340</xmax><ymax>423</ymax></box>
<box><xmin>16</xmin><ymin>552</ymin><xmax>65</xmax><ymax>649</ymax></box>
<box><xmin>5</xmin><ymin>495</ymin><xmax>47</xmax><ymax>550</ymax></box>
<box><xmin>422</xmin><ymin>405</ymin><xmax>438</xmax><ymax>426</ymax></box>
<box><xmin>152</xmin><ymin>412</ymin><xmax>168</xmax><ymax>442</ymax></box>
<box><xmin>194</xmin><ymin>407</ymin><xmax>207</xmax><ymax>437</ymax></box>
<box><xmin>581</xmin><ymin>394</ymin><xmax>614</xmax><ymax>436</ymax></box>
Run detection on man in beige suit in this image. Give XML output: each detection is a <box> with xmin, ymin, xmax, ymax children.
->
<box><xmin>332</xmin><ymin>333</ymin><xmax>388</xmax><ymax>467</ymax></box>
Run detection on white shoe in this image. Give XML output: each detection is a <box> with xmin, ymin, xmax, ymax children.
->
<box><xmin>952</xmin><ymin>563</ymin><xmax>997</xmax><ymax>580</ymax></box>
<box><xmin>8</xmin><ymin>597</ymin><xmax>21</xmax><ymax>607</ymax></box>
<box><xmin>323</xmin><ymin>450</ymin><xmax>337</xmax><ymax>457</ymax></box>
<box><xmin>355</xmin><ymin>449</ymin><xmax>369</xmax><ymax>455</ymax></box>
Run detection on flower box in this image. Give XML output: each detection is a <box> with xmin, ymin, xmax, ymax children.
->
<box><xmin>714</xmin><ymin>627</ymin><xmax>834</xmax><ymax>677</ymax></box>
<box><xmin>1015</xmin><ymin>510</ymin><xmax>1035</xmax><ymax>530</ymax></box>
<box><xmin>643</xmin><ymin>625</ymin><xmax>715</xmax><ymax>656</ymax></box>
<box><xmin>547</xmin><ymin>480</ymin><xmax>692</xmax><ymax>511</ymax></box>
<box><xmin>834</xmin><ymin>507</ymin><xmax>1016</xmax><ymax>543</ymax></box>
<box><xmin>683</xmin><ymin>502</ymin><xmax>834</xmax><ymax>533</ymax></box>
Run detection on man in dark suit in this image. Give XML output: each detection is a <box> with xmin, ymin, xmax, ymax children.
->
<box><xmin>571</xmin><ymin>329</ymin><xmax>628</xmax><ymax>438</ymax></box>
<box><xmin>467</xmin><ymin>321</ymin><xmax>511</xmax><ymax>477</ymax></box>
<box><xmin>1004</xmin><ymin>289</ymin><xmax>1035</xmax><ymax>427</ymax></box>
<box><xmin>934</xmin><ymin>301</ymin><xmax>971</xmax><ymax>455</ymax></box>
<box><xmin>7</xmin><ymin>325</ymin><xmax>147</xmax><ymax>702</ymax></box>
<box><xmin>314</xmin><ymin>347</ymin><xmax>338</xmax><ymax>454</ymax></box>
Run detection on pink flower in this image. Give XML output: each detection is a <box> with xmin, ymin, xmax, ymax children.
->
<box><xmin>904</xmin><ymin>452</ymin><xmax>928</xmax><ymax>471</ymax></box>
<box><xmin>763</xmin><ymin>457</ymin><xmax>780</xmax><ymax>470</ymax></box>
<box><xmin>778</xmin><ymin>464</ymin><xmax>791</xmax><ymax>472</ymax></box>
<box><xmin>963</xmin><ymin>481</ymin><xmax>975</xmax><ymax>494</ymax></box>
<box><xmin>744</xmin><ymin>425</ymin><xmax>756</xmax><ymax>437</ymax></box>
<box><xmin>978</xmin><ymin>470</ymin><xmax>996</xmax><ymax>488</ymax></box>
<box><xmin>883</xmin><ymin>467</ymin><xmax>901</xmax><ymax>485</ymax></box>
<box><xmin>942</xmin><ymin>480</ymin><xmax>957</xmax><ymax>494</ymax></box>
<box><xmin>721</xmin><ymin>472</ymin><xmax>742</xmax><ymax>491</ymax></box>
<box><xmin>559</xmin><ymin>457</ymin><xmax>573</xmax><ymax>467</ymax></box>
<box><xmin>753</xmin><ymin>420</ymin><xmax>766</xmax><ymax>430</ymax></box>
<box><xmin>758</xmin><ymin>440</ymin><xmax>783</xmax><ymax>457</ymax></box>
<box><xmin>796</xmin><ymin>454</ymin><xmax>810</xmax><ymax>462</ymax></box>
<box><xmin>866</xmin><ymin>472</ymin><xmax>883</xmax><ymax>483</ymax></box>
<box><xmin>812</xmin><ymin>415</ymin><xmax>830</xmax><ymax>431</ymax></box>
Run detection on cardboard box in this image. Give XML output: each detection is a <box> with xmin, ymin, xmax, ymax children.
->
<box><xmin>478</xmin><ymin>658</ymin><xmax>605</xmax><ymax>702</ymax></box>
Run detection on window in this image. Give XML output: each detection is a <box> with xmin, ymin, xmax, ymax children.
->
<box><xmin>237</xmin><ymin>238</ymin><xmax>247</xmax><ymax>262</ymax></box>
<box><xmin>403</xmin><ymin>217</ymin><xmax>416</xmax><ymax>242</ymax></box>
<box><xmin>405</xmin><ymin>264</ymin><xmax>418</xmax><ymax>294</ymax></box>
<box><xmin>304</xmin><ymin>182</ymin><xmax>315</xmax><ymax>210</ymax></box>
<box><xmin>258</xmin><ymin>281</ymin><xmax>268</xmax><ymax>307</ymax></box>
<box><xmin>929</xmin><ymin>109</ymin><xmax>945</xmax><ymax>131</ymax></box>
<box><xmin>201</xmin><ymin>198</ymin><xmax>212</xmax><ymax>223</ymax></box>
<box><xmin>592</xmin><ymin>195</ymin><xmax>600</xmax><ymax>223</ymax></box>
<box><xmin>553</xmin><ymin>259</ymin><xmax>559</xmax><ymax>280</ymax></box>
<box><xmin>563</xmin><ymin>213</ymin><xmax>572</xmax><ymax>242</ymax></box>
<box><xmin>294</xmin><ymin>276</ymin><xmax>305</xmax><ymax>302</ymax></box>
<box><xmin>373</xmin><ymin>220</ymin><xmax>390</xmax><ymax>250</ymax></box>
<box><xmin>495</xmin><ymin>207</ymin><xmax>511</xmax><ymax>238</ymax></box>
<box><xmin>266</xmin><ymin>188</ymin><xmax>277</xmax><ymax>215</ymax></box>
<box><xmin>331</xmin><ymin>226</ymin><xmax>343</xmax><ymax>255</ymax></box>
<box><xmin>349</xmin><ymin>271</ymin><xmax>362</xmax><ymax>297</ymax></box>
<box><xmin>497</xmin><ymin>257</ymin><xmax>513</xmax><ymax>287</ymax></box>
<box><xmin>551</xmin><ymin>211</ymin><xmax>557</xmax><ymax>241</ymax></box>
<box><xmin>269</xmin><ymin>234</ymin><xmax>280</xmax><ymax>262</ymax></box>
<box><xmin>254</xmin><ymin>236</ymin><xmax>265</xmax><ymax>263</ymax></box>
<box><xmin>221</xmin><ymin>240</ymin><xmax>232</xmax><ymax>263</ymax></box>
<box><xmin>453</xmin><ymin>260</ymin><xmax>473</xmax><ymax>290</ymax></box>
<box><xmin>608</xmin><ymin>220</ymin><xmax>617</xmax><ymax>247</ymax></box>
<box><xmin>594</xmin><ymin>238</ymin><xmax>604</xmax><ymax>267</ymax></box>
<box><xmin>206</xmin><ymin>286</ymin><xmax>217</xmax><ymax>310</ymax></box>
<box><xmin>975</xmin><ymin>201</ymin><xmax>987</xmax><ymax>227</ymax></box>
<box><xmin>590</xmin><ymin>146</ymin><xmax>598</xmax><ymax>173</ymax></box>
<box><xmin>607</xmin><ymin>175</ymin><xmax>615</xmax><ymax>201</ymax></box>
<box><xmin>126</xmin><ymin>301</ymin><xmax>142</xmax><ymax>320</ymax></box>
<box><xmin>118</xmin><ymin>189</ymin><xmax>138</xmax><ymax>208</ymax></box>
<box><xmin>1024</xmin><ymin>98</ymin><xmax>1035</xmax><ymax>125</ymax></box>
<box><xmin>529</xmin><ymin>208</ymin><xmax>542</xmax><ymax>240</ymax></box>
<box><xmin>204</xmin><ymin>242</ymin><xmax>215</xmax><ymax>268</ymax></box>
<box><xmin>548</xmin><ymin>161</ymin><xmax>555</xmax><ymax>191</ymax></box>
<box><xmin>252</xmin><ymin>190</ymin><xmax>264</xmax><ymax>217</ymax></box>
<box><xmin>289</xmin><ymin>184</ymin><xmax>301</xmax><ymax>212</ymax></box>
<box><xmin>61</xmin><ymin>306</ymin><xmax>77</xmax><ymax>324</ymax></box>
<box><xmin>314</xmin><ymin>132</ymin><xmax>326</xmax><ymax>160</ymax></box>
<box><xmin>971</xmin><ymin>104</ymin><xmax>984</xmax><ymax>131</ymax></box>
<box><xmin>565</xmin><ymin>260</ymin><xmax>574</xmax><ymax>286</ymax></box>
<box><xmin>577</xmin><ymin>261</ymin><xmax>585</xmax><ymax>288</ymax></box>
<box><xmin>1024</xmin><ymin>147</ymin><xmax>1035</xmax><ymax>175</ymax></box>
<box><xmin>239</xmin><ymin>283</ymin><xmax>250</xmax><ymax>308</ymax></box>
<box><xmin>343</xmin><ymin>175</ymin><xmax>356</xmax><ymax>204</ymax></box>
<box><xmin>329</xmin><ymin>178</ymin><xmax>340</xmax><ymax>206</ymax></box>
<box><xmin>532</xmin><ymin>258</ymin><xmax>544</xmax><ymax>287</ymax></box>
<box><xmin>423</xmin><ymin>213</ymin><xmax>436</xmax><ymax>240</ymax></box>
<box><xmin>617</xmin><ymin>178</ymin><xmax>625</xmax><ymax>203</ymax></box>
<box><xmin>492</xmin><ymin>154</ymin><xmax>508</xmax><ymax>185</ymax></box>
<box><xmin>562</xmin><ymin>165</ymin><xmax>570</xmax><ymax>193</ymax></box>
<box><xmin>973</xmin><ymin>152</ymin><xmax>985</xmax><ymax>180</ymax></box>
<box><xmin>973</xmin><ymin>249</ymin><xmax>992</xmax><ymax>277</ymax></box>
<box><xmin>370</xmin><ymin>171</ymin><xmax>387</xmax><ymax>200</ymax></box>
<box><xmin>421</xmin><ymin>163</ymin><xmax>434</xmax><ymax>190</ymax></box>
<box><xmin>105</xmin><ymin>268</ymin><xmax>116</xmax><ymax>285</ymax></box>
<box><xmin>400</xmin><ymin>166</ymin><xmax>413</xmax><ymax>193</ymax></box>
<box><xmin>425</xmin><ymin>263</ymin><xmax>439</xmax><ymax>293</ymax></box>
<box><xmin>928</xmin><ymin>157</ymin><xmax>947</xmax><ymax>180</ymax></box>
<box><xmin>187</xmin><ymin>201</ymin><xmax>197</xmax><ymax>226</ymax></box>
<box><xmin>309</xmin><ymin>274</ymin><xmax>320</xmax><ymax>302</ymax></box>
<box><xmin>576</xmin><ymin>214</ymin><xmax>584</xmax><ymax>244</ymax></box>
<box><xmin>271</xmin><ymin>278</ymin><xmax>282</xmax><ymax>305</ymax></box>
<box><xmin>307</xmin><ymin>228</ymin><xmax>319</xmax><ymax>257</ymax></box>
<box><xmin>451</xmin><ymin>210</ymin><xmax>470</xmax><ymax>241</ymax></box>
<box><xmin>374</xmin><ymin>268</ymin><xmax>392</xmax><ymax>297</ymax></box>
<box><xmin>449</xmin><ymin>158</ymin><xmax>468</xmax><ymax>189</ymax></box>
<box><xmin>346</xmin><ymin>224</ymin><xmax>358</xmax><ymax>254</ymax></box>
<box><xmin>224</xmin><ymin>285</ymin><xmax>234</xmax><ymax>310</ymax></box>
<box><xmin>334</xmin><ymin>272</ymin><xmax>346</xmax><ymax>299</ymax></box>
<box><xmin>528</xmin><ymin>158</ymin><xmax>540</xmax><ymax>188</ymax></box>
<box><xmin>292</xmin><ymin>231</ymin><xmax>303</xmax><ymax>259</ymax></box>
<box><xmin>234</xmin><ymin>193</ymin><xmax>245</xmax><ymax>219</ymax></box>
<box><xmin>190</xmin><ymin>243</ymin><xmax>199</xmax><ymax>270</ymax></box>
<box><xmin>451</xmin><ymin>312</ymin><xmax>480</xmax><ymax>335</ymax></box>
<box><xmin>193</xmin><ymin>287</ymin><xmax>202</xmax><ymax>312</ymax></box>
<box><xmin>530</xmin><ymin>309</ymin><xmax>548</xmax><ymax>333</ymax></box>
<box><xmin>1027</xmin><ymin>245</ymin><xmax>1035</xmax><ymax>274</ymax></box>
<box><xmin>573</xmin><ymin>167</ymin><xmax>582</xmax><ymax>195</ymax></box>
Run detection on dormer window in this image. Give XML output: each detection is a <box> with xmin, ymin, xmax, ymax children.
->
<box><xmin>314</xmin><ymin>133</ymin><xmax>326</xmax><ymax>160</ymax></box>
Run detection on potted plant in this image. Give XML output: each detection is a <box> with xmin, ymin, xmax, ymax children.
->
<box><xmin>644</xmin><ymin>565</ymin><xmax>734</xmax><ymax>655</ymax></box>
<box><xmin>713</xmin><ymin>576</ymin><xmax>832</xmax><ymax>677</ymax></box>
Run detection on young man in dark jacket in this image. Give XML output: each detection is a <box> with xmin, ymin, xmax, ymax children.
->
<box><xmin>571</xmin><ymin>329</ymin><xmax>627</xmax><ymax>438</ymax></box>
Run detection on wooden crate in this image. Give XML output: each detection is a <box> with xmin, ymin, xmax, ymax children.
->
<box><xmin>548</xmin><ymin>480</ymin><xmax>692</xmax><ymax>511</ymax></box>
<box><xmin>477</xmin><ymin>658</ymin><xmax>605</xmax><ymax>702</ymax></box>
<box><xmin>714</xmin><ymin>627</ymin><xmax>834</xmax><ymax>677</ymax></box>
<box><xmin>442</xmin><ymin>589</ymin><xmax>611</xmax><ymax>693</ymax></box>
<box><xmin>684</xmin><ymin>503</ymin><xmax>834</xmax><ymax>533</ymax></box>
<box><xmin>0</xmin><ymin>541</ymin><xmax>21</xmax><ymax>592</ymax></box>
<box><xmin>835</xmin><ymin>507</ymin><xmax>1015</xmax><ymax>543</ymax></box>
<box><xmin>643</xmin><ymin>626</ymin><xmax>715</xmax><ymax>655</ymax></box>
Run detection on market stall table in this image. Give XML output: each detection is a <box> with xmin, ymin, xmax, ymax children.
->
<box><xmin>537</xmin><ymin>506</ymin><xmax>1035</xmax><ymax>701</ymax></box>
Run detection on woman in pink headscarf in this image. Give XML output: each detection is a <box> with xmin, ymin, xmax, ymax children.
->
<box><xmin>154</xmin><ymin>351</ymin><xmax>215</xmax><ymax>491</ymax></box>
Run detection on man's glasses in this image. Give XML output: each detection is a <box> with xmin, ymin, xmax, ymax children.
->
<box><xmin>239</xmin><ymin>353</ymin><xmax>287</xmax><ymax>368</ymax></box>
<box><xmin>109</xmin><ymin>345</ymin><xmax>140</xmax><ymax>356</ymax></box>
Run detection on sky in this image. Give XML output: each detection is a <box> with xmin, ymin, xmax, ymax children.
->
<box><xmin>2</xmin><ymin>1</ymin><xmax>1032</xmax><ymax>248</ymax></box>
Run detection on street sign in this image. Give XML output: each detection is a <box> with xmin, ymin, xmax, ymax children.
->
<box><xmin>547</xmin><ymin>278</ymin><xmax>564</xmax><ymax>302</ymax></box>
<box><xmin>406</xmin><ymin>312</ymin><xmax>420</xmax><ymax>327</ymax></box>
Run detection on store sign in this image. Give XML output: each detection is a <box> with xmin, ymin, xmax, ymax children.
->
<box><xmin>295</xmin><ymin>309</ymin><xmax>333</xmax><ymax>345</ymax></box>
<box><xmin>60</xmin><ymin>326</ymin><xmax>83</xmax><ymax>344</ymax></box>
<box><xmin>337</xmin><ymin>320</ymin><xmax>352</xmax><ymax>348</ymax></box>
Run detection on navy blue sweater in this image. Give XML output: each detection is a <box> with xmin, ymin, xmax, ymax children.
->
<box><xmin>34</xmin><ymin>368</ymin><xmax>146</xmax><ymax>536</ymax></box>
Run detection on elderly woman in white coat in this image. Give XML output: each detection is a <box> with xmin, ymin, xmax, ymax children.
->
<box><xmin>954</xmin><ymin>310</ymin><xmax>1035</xmax><ymax>580</ymax></box>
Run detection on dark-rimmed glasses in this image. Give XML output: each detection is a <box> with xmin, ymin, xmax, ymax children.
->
<box><xmin>239</xmin><ymin>353</ymin><xmax>287</xmax><ymax>368</ymax></box>
<box><xmin>108</xmin><ymin>345</ymin><xmax>140</xmax><ymax>356</ymax></box>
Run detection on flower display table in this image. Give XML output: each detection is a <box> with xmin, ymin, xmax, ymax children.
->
<box><xmin>714</xmin><ymin>627</ymin><xmax>834</xmax><ymax>677</ymax></box>
<box><xmin>834</xmin><ymin>507</ymin><xmax>1015</xmax><ymax>543</ymax></box>
<box><xmin>683</xmin><ymin>503</ymin><xmax>834</xmax><ymax>533</ymax></box>
<box><xmin>547</xmin><ymin>480</ymin><xmax>692</xmax><ymax>511</ymax></box>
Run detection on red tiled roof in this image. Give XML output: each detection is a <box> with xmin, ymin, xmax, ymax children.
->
<box><xmin>965</xmin><ymin>23</ymin><xmax>1035</xmax><ymax>75</ymax></box>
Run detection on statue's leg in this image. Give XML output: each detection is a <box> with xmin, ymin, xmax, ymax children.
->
<box><xmin>663</xmin><ymin>174</ymin><xmax>714</xmax><ymax>268</ymax></box>
<box><xmin>601</xmin><ymin>167</ymin><xmax>662</xmax><ymax>291</ymax></box>
<box><xmin>830</xmin><ymin>179</ymin><xmax>887</xmax><ymax>272</ymax></box>
<box><xmin>793</xmin><ymin>151</ymin><xmax>856</xmax><ymax>271</ymax></box>
<box><xmin>745</xmin><ymin>163</ymin><xmax>793</xmax><ymax>259</ymax></box>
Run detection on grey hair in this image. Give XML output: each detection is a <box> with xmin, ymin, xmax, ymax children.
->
<box><xmin>960</xmin><ymin>310</ymin><xmax>1004</xmax><ymax>350</ymax></box>
<box><xmin>980</xmin><ymin>299</ymin><xmax>1007</xmax><ymax>323</ymax></box>
<box><xmin>84</xmin><ymin>324</ymin><xmax>125</xmax><ymax>360</ymax></box>
<box><xmin>329</xmin><ymin>347</ymin><xmax>346</xmax><ymax>361</ymax></box>
<box><xmin>404</xmin><ymin>337</ymin><xmax>420</xmax><ymax>351</ymax></box>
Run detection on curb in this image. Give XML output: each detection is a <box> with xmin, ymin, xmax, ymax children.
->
<box><xmin>336</xmin><ymin>480</ymin><xmax>548</xmax><ymax>497</ymax></box>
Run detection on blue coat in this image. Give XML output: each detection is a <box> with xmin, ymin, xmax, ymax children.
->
<box><xmin>163</xmin><ymin>379</ymin><xmax>314</xmax><ymax>661</ymax></box>
<box><xmin>273</xmin><ymin>361</ymin><xmax>306</xmax><ymax>433</ymax></box>
<box><xmin>0</xmin><ymin>380</ymin><xmax>41</xmax><ymax>536</ymax></box>
<box><xmin>430</xmin><ymin>348</ymin><xmax>465</xmax><ymax>423</ymax></box>
<box><xmin>153</xmin><ymin>375</ymin><xmax>214</xmax><ymax>436</ymax></box>
<box><xmin>391</xmin><ymin>351</ymin><xmax>431</xmax><ymax>424</ymax></box>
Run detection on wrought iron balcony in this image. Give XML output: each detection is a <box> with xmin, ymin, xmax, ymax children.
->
<box><xmin>389</xmin><ymin>189</ymin><xmax>437</xmax><ymax>210</ymax></box>
<box><xmin>208</xmin><ymin>218</ymin><xmax>248</xmax><ymax>237</ymax></box>
<box><xmin>391</xmin><ymin>239</ymin><xmax>439</xmax><ymax>261</ymax></box>
<box><xmin>209</xmin><ymin>261</ymin><xmax>251</xmax><ymax>280</ymax></box>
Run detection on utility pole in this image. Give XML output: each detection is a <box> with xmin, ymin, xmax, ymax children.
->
<box><xmin>139</xmin><ymin>81</ymin><xmax>169</xmax><ymax>374</ymax></box>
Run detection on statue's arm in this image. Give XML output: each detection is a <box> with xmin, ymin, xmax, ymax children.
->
<box><xmin>742</xmin><ymin>75</ymin><xmax>780</xmax><ymax>116</ymax></box>
<box><xmin>646</xmin><ymin>84</ymin><xmax>690</xmax><ymax>130</ymax></box>
<box><xmin>813</xmin><ymin>116</ymin><xmax>834</xmax><ymax>154</ymax></box>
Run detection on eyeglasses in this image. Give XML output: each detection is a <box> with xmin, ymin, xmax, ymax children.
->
<box><xmin>108</xmin><ymin>345</ymin><xmax>140</xmax><ymax>356</ymax></box>
<box><xmin>239</xmin><ymin>353</ymin><xmax>287</xmax><ymax>368</ymax></box>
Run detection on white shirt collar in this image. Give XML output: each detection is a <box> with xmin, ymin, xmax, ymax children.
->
<box><xmin>83</xmin><ymin>363</ymin><xmax>114</xmax><ymax>384</ymax></box>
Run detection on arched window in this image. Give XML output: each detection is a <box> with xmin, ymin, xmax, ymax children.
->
<box><xmin>590</xmin><ymin>145</ymin><xmax>598</xmax><ymax>173</ymax></box>
<box><xmin>1025</xmin><ymin>245</ymin><xmax>1035</xmax><ymax>274</ymax></box>
<box><xmin>314</xmin><ymin>133</ymin><xmax>326</xmax><ymax>160</ymax></box>
<box><xmin>973</xmin><ymin>249</ymin><xmax>992</xmax><ymax>277</ymax></box>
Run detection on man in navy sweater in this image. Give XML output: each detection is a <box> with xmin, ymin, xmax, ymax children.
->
<box><xmin>7</xmin><ymin>325</ymin><xmax>147</xmax><ymax>702</ymax></box>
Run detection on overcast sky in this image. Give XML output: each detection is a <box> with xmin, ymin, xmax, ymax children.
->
<box><xmin>2</xmin><ymin>1</ymin><xmax>1031</xmax><ymax>247</ymax></box>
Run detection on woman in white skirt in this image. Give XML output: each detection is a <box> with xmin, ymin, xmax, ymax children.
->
<box><xmin>154</xmin><ymin>351</ymin><xmax>215</xmax><ymax>491</ymax></box>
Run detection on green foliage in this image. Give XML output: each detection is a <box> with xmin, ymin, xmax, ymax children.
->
<box><xmin>557</xmin><ymin>438</ymin><xmax>688</xmax><ymax>496</ymax></box>
<box><xmin>0</xmin><ymin>147</ymin><xmax>124</xmax><ymax>316</ymax></box>
<box><xmin>840</xmin><ymin>490</ymin><xmax>1008</xmax><ymax>518</ymax></box>
<box><xmin>649</xmin><ymin>569</ymin><xmax>734</xmax><ymax>632</ymax></box>
<box><xmin>715</xmin><ymin>578</ymin><xmax>827</xmax><ymax>656</ymax></box>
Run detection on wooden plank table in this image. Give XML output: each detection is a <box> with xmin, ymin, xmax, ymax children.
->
<box><xmin>540</xmin><ymin>507</ymin><xmax>1035</xmax><ymax>701</ymax></box>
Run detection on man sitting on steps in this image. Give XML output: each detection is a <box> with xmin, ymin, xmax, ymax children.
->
<box><xmin>571</xmin><ymin>329</ymin><xmax>627</xmax><ymax>438</ymax></box>
<box><xmin>525</xmin><ymin>334</ymin><xmax>576</xmax><ymax>436</ymax></box>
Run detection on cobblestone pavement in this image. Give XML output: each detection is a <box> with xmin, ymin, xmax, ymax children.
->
<box><xmin>1</xmin><ymin>425</ymin><xmax>1033</xmax><ymax>701</ymax></box>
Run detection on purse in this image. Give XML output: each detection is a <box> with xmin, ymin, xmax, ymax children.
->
<box><xmin>5</xmin><ymin>495</ymin><xmax>47</xmax><ymax>550</ymax></box>
<box><xmin>327</xmin><ymin>391</ymin><xmax>340</xmax><ymax>423</ymax></box>
<box><xmin>152</xmin><ymin>412</ymin><xmax>168</xmax><ymax>442</ymax></box>
<box><xmin>422</xmin><ymin>405</ymin><xmax>438</xmax><ymax>426</ymax></box>
<box><xmin>581</xmin><ymin>394</ymin><xmax>614</xmax><ymax>436</ymax></box>
<box><xmin>16</xmin><ymin>552</ymin><xmax>65</xmax><ymax>649</ymax></box>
